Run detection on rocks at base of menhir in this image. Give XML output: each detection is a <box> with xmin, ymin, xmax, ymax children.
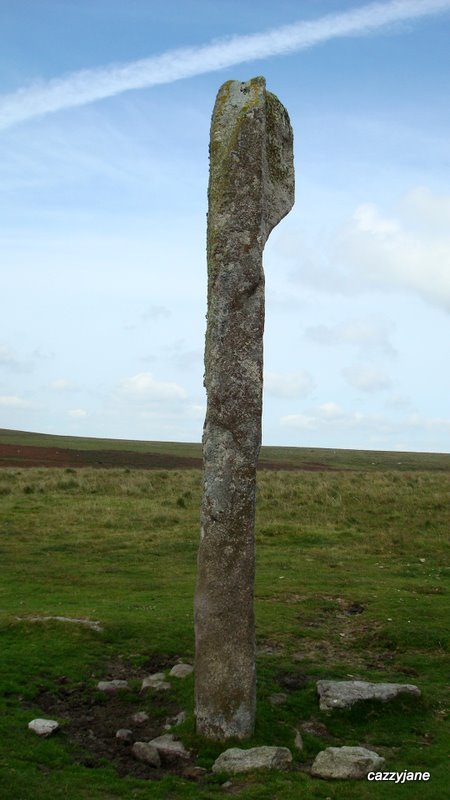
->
<box><xmin>115</xmin><ymin>728</ymin><xmax>133</xmax><ymax>742</ymax></box>
<box><xmin>141</xmin><ymin>672</ymin><xmax>171</xmax><ymax>691</ymax></box>
<box><xmin>212</xmin><ymin>746</ymin><xmax>292</xmax><ymax>774</ymax></box>
<box><xmin>182</xmin><ymin>765</ymin><xmax>208</xmax><ymax>779</ymax></box>
<box><xmin>148</xmin><ymin>733</ymin><xmax>190</xmax><ymax>762</ymax></box>
<box><xmin>131</xmin><ymin>711</ymin><xmax>149</xmax><ymax>724</ymax></box>
<box><xmin>132</xmin><ymin>741</ymin><xmax>161</xmax><ymax>767</ymax></box>
<box><xmin>28</xmin><ymin>718</ymin><xmax>59</xmax><ymax>737</ymax></box>
<box><xmin>164</xmin><ymin>710</ymin><xmax>187</xmax><ymax>730</ymax></box>
<box><xmin>97</xmin><ymin>679</ymin><xmax>129</xmax><ymax>693</ymax></box>
<box><xmin>311</xmin><ymin>746</ymin><xmax>385</xmax><ymax>779</ymax></box>
<box><xmin>169</xmin><ymin>663</ymin><xmax>193</xmax><ymax>679</ymax></box>
<box><xmin>317</xmin><ymin>679</ymin><xmax>421</xmax><ymax>711</ymax></box>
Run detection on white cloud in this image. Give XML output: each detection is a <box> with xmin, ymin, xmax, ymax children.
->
<box><xmin>334</xmin><ymin>198</ymin><xmax>450</xmax><ymax>311</ymax></box>
<box><xmin>164</xmin><ymin>340</ymin><xmax>203</xmax><ymax>370</ymax></box>
<box><xmin>281</xmin><ymin>401</ymin><xmax>390</xmax><ymax>433</ymax></box>
<box><xmin>119</xmin><ymin>371</ymin><xmax>187</xmax><ymax>402</ymax></box>
<box><xmin>265</xmin><ymin>370</ymin><xmax>315</xmax><ymax>398</ymax></box>
<box><xmin>407</xmin><ymin>413</ymin><xmax>450</xmax><ymax>434</ymax></box>
<box><xmin>68</xmin><ymin>408</ymin><xmax>87</xmax><ymax>418</ymax></box>
<box><xmin>1</xmin><ymin>1</ymin><xmax>450</xmax><ymax>129</ymax></box>
<box><xmin>0</xmin><ymin>395</ymin><xmax>30</xmax><ymax>407</ymax></box>
<box><xmin>280</xmin><ymin>402</ymin><xmax>450</xmax><ymax>449</ymax></box>
<box><xmin>305</xmin><ymin>318</ymin><xmax>396</xmax><ymax>355</ymax></box>
<box><xmin>142</xmin><ymin>305</ymin><xmax>171</xmax><ymax>322</ymax></box>
<box><xmin>50</xmin><ymin>378</ymin><xmax>77</xmax><ymax>391</ymax></box>
<box><xmin>402</xmin><ymin>186</ymin><xmax>450</xmax><ymax>233</ymax></box>
<box><xmin>342</xmin><ymin>366</ymin><xmax>391</xmax><ymax>392</ymax></box>
<box><xmin>280</xmin><ymin>413</ymin><xmax>318</xmax><ymax>430</ymax></box>
<box><xmin>0</xmin><ymin>343</ymin><xmax>31</xmax><ymax>373</ymax></box>
<box><xmin>288</xmin><ymin>188</ymin><xmax>450</xmax><ymax>313</ymax></box>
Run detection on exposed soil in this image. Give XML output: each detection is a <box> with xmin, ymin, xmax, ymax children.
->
<box><xmin>0</xmin><ymin>442</ymin><xmax>334</xmax><ymax>471</ymax></box>
<box><xmin>0</xmin><ymin>443</ymin><xmax>203</xmax><ymax>470</ymax></box>
<box><xmin>25</xmin><ymin>654</ymin><xmax>202</xmax><ymax>782</ymax></box>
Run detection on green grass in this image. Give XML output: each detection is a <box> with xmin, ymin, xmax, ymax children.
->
<box><xmin>0</xmin><ymin>453</ymin><xmax>449</xmax><ymax>798</ymax></box>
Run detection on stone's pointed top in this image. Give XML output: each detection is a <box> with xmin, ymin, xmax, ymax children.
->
<box><xmin>209</xmin><ymin>76</ymin><xmax>294</xmax><ymax>239</ymax></box>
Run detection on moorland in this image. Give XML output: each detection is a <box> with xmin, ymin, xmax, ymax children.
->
<box><xmin>0</xmin><ymin>428</ymin><xmax>448</xmax><ymax>799</ymax></box>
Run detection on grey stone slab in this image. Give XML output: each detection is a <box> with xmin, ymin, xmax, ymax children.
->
<box><xmin>317</xmin><ymin>680</ymin><xmax>421</xmax><ymax>710</ymax></box>
<box><xmin>311</xmin><ymin>746</ymin><xmax>385</xmax><ymax>779</ymax></box>
<box><xmin>212</xmin><ymin>745</ymin><xmax>292</xmax><ymax>774</ymax></box>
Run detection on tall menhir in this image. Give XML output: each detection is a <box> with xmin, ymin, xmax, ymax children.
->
<box><xmin>194</xmin><ymin>77</ymin><xmax>295</xmax><ymax>740</ymax></box>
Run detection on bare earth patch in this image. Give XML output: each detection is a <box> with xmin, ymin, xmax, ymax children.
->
<box><xmin>0</xmin><ymin>442</ymin><xmax>335</xmax><ymax>471</ymax></box>
<box><xmin>24</xmin><ymin>655</ymin><xmax>200</xmax><ymax>782</ymax></box>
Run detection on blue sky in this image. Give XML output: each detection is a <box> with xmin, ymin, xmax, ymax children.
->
<box><xmin>1</xmin><ymin>0</ymin><xmax>449</xmax><ymax>452</ymax></box>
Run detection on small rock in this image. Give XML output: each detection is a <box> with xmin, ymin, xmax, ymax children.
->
<box><xmin>131</xmin><ymin>711</ymin><xmax>149</xmax><ymax>724</ymax></box>
<box><xmin>269</xmin><ymin>692</ymin><xmax>288</xmax><ymax>706</ymax></box>
<box><xmin>299</xmin><ymin>719</ymin><xmax>330</xmax><ymax>737</ymax></box>
<box><xmin>169</xmin><ymin>663</ymin><xmax>194</xmax><ymax>679</ymax></box>
<box><xmin>28</xmin><ymin>719</ymin><xmax>59</xmax><ymax>737</ymax></box>
<box><xmin>221</xmin><ymin>780</ymin><xmax>233</xmax><ymax>789</ymax></box>
<box><xmin>212</xmin><ymin>746</ymin><xmax>292</xmax><ymax>774</ymax></box>
<box><xmin>97</xmin><ymin>680</ymin><xmax>129</xmax><ymax>693</ymax></box>
<box><xmin>18</xmin><ymin>615</ymin><xmax>103</xmax><ymax>632</ymax></box>
<box><xmin>116</xmin><ymin>728</ymin><xmax>133</xmax><ymax>742</ymax></box>
<box><xmin>149</xmin><ymin>733</ymin><xmax>190</xmax><ymax>762</ymax></box>
<box><xmin>182</xmin><ymin>765</ymin><xmax>208</xmax><ymax>779</ymax></box>
<box><xmin>141</xmin><ymin>672</ymin><xmax>171</xmax><ymax>691</ymax></box>
<box><xmin>132</xmin><ymin>741</ymin><xmax>161</xmax><ymax>767</ymax></box>
<box><xmin>164</xmin><ymin>710</ymin><xmax>187</xmax><ymax>730</ymax></box>
<box><xmin>294</xmin><ymin>730</ymin><xmax>303</xmax><ymax>750</ymax></box>
<box><xmin>311</xmin><ymin>746</ymin><xmax>385</xmax><ymax>779</ymax></box>
<box><xmin>317</xmin><ymin>680</ymin><xmax>421</xmax><ymax>711</ymax></box>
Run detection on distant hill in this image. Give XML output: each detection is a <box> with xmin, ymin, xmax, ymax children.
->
<box><xmin>0</xmin><ymin>428</ymin><xmax>449</xmax><ymax>471</ymax></box>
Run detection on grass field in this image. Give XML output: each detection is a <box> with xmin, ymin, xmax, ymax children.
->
<box><xmin>0</xmin><ymin>430</ymin><xmax>449</xmax><ymax>798</ymax></box>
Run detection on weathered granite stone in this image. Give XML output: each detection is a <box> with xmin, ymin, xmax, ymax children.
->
<box><xmin>28</xmin><ymin>718</ymin><xmax>59</xmax><ymax>737</ymax></box>
<box><xmin>212</xmin><ymin>746</ymin><xmax>292</xmax><ymax>774</ymax></box>
<box><xmin>169</xmin><ymin>663</ymin><xmax>193</xmax><ymax>678</ymax></box>
<box><xmin>131</xmin><ymin>711</ymin><xmax>149</xmax><ymax>724</ymax></box>
<box><xmin>19</xmin><ymin>615</ymin><xmax>103</xmax><ymax>631</ymax></box>
<box><xmin>149</xmin><ymin>733</ymin><xmax>190</xmax><ymax>762</ymax></box>
<box><xmin>299</xmin><ymin>718</ymin><xmax>330</xmax><ymax>737</ymax></box>
<box><xmin>116</xmin><ymin>728</ymin><xmax>133</xmax><ymax>742</ymax></box>
<box><xmin>164</xmin><ymin>710</ymin><xmax>187</xmax><ymax>730</ymax></box>
<box><xmin>294</xmin><ymin>730</ymin><xmax>304</xmax><ymax>750</ymax></box>
<box><xmin>195</xmin><ymin>76</ymin><xmax>294</xmax><ymax>741</ymax></box>
<box><xmin>317</xmin><ymin>680</ymin><xmax>421</xmax><ymax>711</ymax></box>
<box><xmin>132</xmin><ymin>741</ymin><xmax>161</xmax><ymax>767</ymax></box>
<box><xmin>311</xmin><ymin>746</ymin><xmax>385</xmax><ymax>779</ymax></box>
<box><xmin>182</xmin><ymin>765</ymin><xmax>209</xmax><ymax>779</ymax></box>
<box><xmin>141</xmin><ymin>672</ymin><xmax>170</xmax><ymax>691</ymax></box>
<box><xmin>97</xmin><ymin>680</ymin><xmax>129</xmax><ymax>693</ymax></box>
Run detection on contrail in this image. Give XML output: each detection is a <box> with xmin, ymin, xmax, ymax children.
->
<box><xmin>1</xmin><ymin>0</ymin><xmax>449</xmax><ymax>130</ymax></box>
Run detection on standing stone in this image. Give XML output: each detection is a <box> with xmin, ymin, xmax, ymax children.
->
<box><xmin>194</xmin><ymin>77</ymin><xmax>294</xmax><ymax>740</ymax></box>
